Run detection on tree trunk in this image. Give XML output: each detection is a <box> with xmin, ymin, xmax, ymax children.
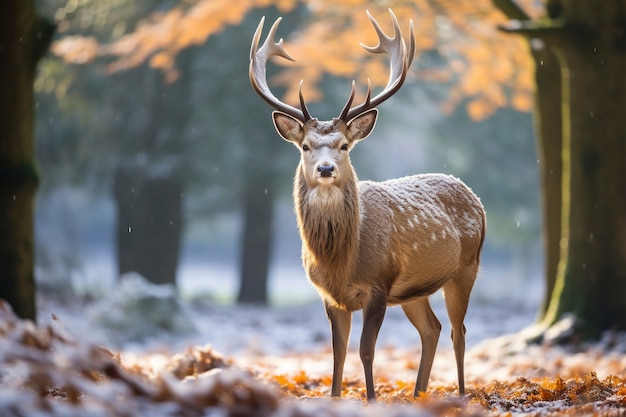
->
<box><xmin>113</xmin><ymin>169</ymin><xmax>182</xmax><ymax>286</ymax></box>
<box><xmin>532</xmin><ymin>46</ymin><xmax>563</xmax><ymax>316</ymax></box>
<box><xmin>110</xmin><ymin>50</ymin><xmax>193</xmax><ymax>289</ymax></box>
<box><xmin>543</xmin><ymin>2</ymin><xmax>626</xmax><ymax>338</ymax></box>
<box><xmin>237</xmin><ymin>180</ymin><xmax>274</xmax><ymax>304</ymax></box>
<box><xmin>491</xmin><ymin>0</ymin><xmax>563</xmax><ymax>316</ymax></box>
<box><xmin>497</xmin><ymin>0</ymin><xmax>626</xmax><ymax>340</ymax></box>
<box><xmin>0</xmin><ymin>1</ymin><xmax>54</xmax><ymax>320</ymax></box>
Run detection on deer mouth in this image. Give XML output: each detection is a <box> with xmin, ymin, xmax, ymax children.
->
<box><xmin>316</xmin><ymin>175</ymin><xmax>336</xmax><ymax>185</ymax></box>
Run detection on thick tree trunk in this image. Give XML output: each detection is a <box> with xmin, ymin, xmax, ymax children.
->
<box><xmin>544</xmin><ymin>4</ymin><xmax>626</xmax><ymax>338</ymax></box>
<box><xmin>237</xmin><ymin>181</ymin><xmax>274</xmax><ymax>304</ymax></box>
<box><xmin>0</xmin><ymin>1</ymin><xmax>54</xmax><ymax>320</ymax></box>
<box><xmin>498</xmin><ymin>0</ymin><xmax>626</xmax><ymax>341</ymax></box>
<box><xmin>113</xmin><ymin>169</ymin><xmax>182</xmax><ymax>286</ymax></box>
<box><xmin>532</xmin><ymin>47</ymin><xmax>563</xmax><ymax>316</ymax></box>
<box><xmin>491</xmin><ymin>0</ymin><xmax>563</xmax><ymax>316</ymax></box>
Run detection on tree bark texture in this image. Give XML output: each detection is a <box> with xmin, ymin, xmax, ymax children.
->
<box><xmin>114</xmin><ymin>169</ymin><xmax>182</xmax><ymax>286</ymax></box>
<box><xmin>0</xmin><ymin>0</ymin><xmax>54</xmax><ymax>320</ymax></box>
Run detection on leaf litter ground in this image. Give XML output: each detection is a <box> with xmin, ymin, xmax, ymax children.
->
<box><xmin>2</xmin><ymin>286</ymin><xmax>626</xmax><ymax>417</ymax></box>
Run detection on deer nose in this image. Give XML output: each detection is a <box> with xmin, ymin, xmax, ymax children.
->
<box><xmin>317</xmin><ymin>164</ymin><xmax>334</xmax><ymax>178</ymax></box>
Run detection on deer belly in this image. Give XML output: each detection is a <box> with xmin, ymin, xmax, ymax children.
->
<box><xmin>387</xmin><ymin>274</ymin><xmax>451</xmax><ymax>305</ymax></box>
<box><xmin>384</xmin><ymin>225</ymin><xmax>462</xmax><ymax>305</ymax></box>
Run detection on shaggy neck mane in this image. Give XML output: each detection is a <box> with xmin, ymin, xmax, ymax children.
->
<box><xmin>294</xmin><ymin>167</ymin><xmax>360</xmax><ymax>276</ymax></box>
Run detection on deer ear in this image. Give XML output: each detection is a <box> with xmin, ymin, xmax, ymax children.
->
<box><xmin>273</xmin><ymin>111</ymin><xmax>304</xmax><ymax>143</ymax></box>
<box><xmin>347</xmin><ymin>109</ymin><xmax>378</xmax><ymax>141</ymax></box>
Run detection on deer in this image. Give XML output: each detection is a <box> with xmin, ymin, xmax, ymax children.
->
<box><xmin>249</xmin><ymin>9</ymin><xmax>486</xmax><ymax>402</ymax></box>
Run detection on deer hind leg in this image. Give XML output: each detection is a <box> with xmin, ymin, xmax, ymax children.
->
<box><xmin>442</xmin><ymin>267</ymin><xmax>477</xmax><ymax>396</ymax></box>
<box><xmin>324</xmin><ymin>301</ymin><xmax>352</xmax><ymax>397</ymax></box>
<box><xmin>401</xmin><ymin>297</ymin><xmax>442</xmax><ymax>397</ymax></box>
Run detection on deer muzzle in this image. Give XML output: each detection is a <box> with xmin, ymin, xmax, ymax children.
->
<box><xmin>316</xmin><ymin>163</ymin><xmax>336</xmax><ymax>184</ymax></box>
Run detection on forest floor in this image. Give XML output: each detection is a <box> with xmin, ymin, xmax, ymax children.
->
<box><xmin>2</xmin><ymin>274</ymin><xmax>626</xmax><ymax>416</ymax></box>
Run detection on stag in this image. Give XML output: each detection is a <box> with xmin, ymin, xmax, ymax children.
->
<box><xmin>249</xmin><ymin>9</ymin><xmax>486</xmax><ymax>402</ymax></box>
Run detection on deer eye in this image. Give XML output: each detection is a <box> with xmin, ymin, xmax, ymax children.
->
<box><xmin>340</xmin><ymin>143</ymin><xmax>349</xmax><ymax>151</ymax></box>
<box><xmin>302</xmin><ymin>144</ymin><xmax>310</xmax><ymax>151</ymax></box>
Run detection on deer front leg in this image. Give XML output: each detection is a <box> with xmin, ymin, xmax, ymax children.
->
<box><xmin>359</xmin><ymin>291</ymin><xmax>387</xmax><ymax>402</ymax></box>
<box><xmin>324</xmin><ymin>300</ymin><xmax>352</xmax><ymax>397</ymax></box>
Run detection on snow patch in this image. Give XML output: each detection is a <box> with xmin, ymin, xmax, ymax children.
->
<box><xmin>86</xmin><ymin>273</ymin><xmax>196</xmax><ymax>347</ymax></box>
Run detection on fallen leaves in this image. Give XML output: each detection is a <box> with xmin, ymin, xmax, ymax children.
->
<box><xmin>251</xmin><ymin>347</ymin><xmax>626</xmax><ymax>416</ymax></box>
<box><xmin>1</xmin><ymin>300</ymin><xmax>625</xmax><ymax>416</ymax></box>
<box><xmin>470</xmin><ymin>373</ymin><xmax>626</xmax><ymax>414</ymax></box>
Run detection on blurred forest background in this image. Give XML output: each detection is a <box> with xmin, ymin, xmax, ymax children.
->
<box><xmin>3</xmin><ymin>0</ymin><xmax>625</xmax><ymax>343</ymax></box>
<box><xmin>33</xmin><ymin>0</ymin><xmax>543</xmax><ymax>307</ymax></box>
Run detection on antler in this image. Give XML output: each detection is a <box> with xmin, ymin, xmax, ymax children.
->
<box><xmin>249</xmin><ymin>17</ymin><xmax>312</xmax><ymax>122</ymax></box>
<box><xmin>338</xmin><ymin>9</ymin><xmax>415</xmax><ymax>122</ymax></box>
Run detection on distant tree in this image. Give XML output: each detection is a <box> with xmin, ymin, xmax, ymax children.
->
<box><xmin>0</xmin><ymin>0</ymin><xmax>54</xmax><ymax>319</ymax></box>
<box><xmin>191</xmin><ymin>8</ymin><xmax>306</xmax><ymax>304</ymax></box>
<box><xmin>108</xmin><ymin>51</ymin><xmax>193</xmax><ymax>287</ymax></box>
<box><xmin>38</xmin><ymin>0</ymin><xmax>187</xmax><ymax>287</ymax></box>
<box><xmin>113</xmin><ymin>166</ymin><xmax>183</xmax><ymax>286</ymax></box>
<box><xmin>497</xmin><ymin>0</ymin><xmax>626</xmax><ymax>340</ymax></box>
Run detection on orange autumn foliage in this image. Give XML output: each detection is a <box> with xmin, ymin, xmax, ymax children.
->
<box><xmin>52</xmin><ymin>0</ymin><xmax>542</xmax><ymax>119</ymax></box>
<box><xmin>265</xmin><ymin>365</ymin><xmax>626</xmax><ymax>414</ymax></box>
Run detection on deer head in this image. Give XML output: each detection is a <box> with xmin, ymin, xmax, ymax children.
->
<box><xmin>249</xmin><ymin>9</ymin><xmax>415</xmax><ymax>188</ymax></box>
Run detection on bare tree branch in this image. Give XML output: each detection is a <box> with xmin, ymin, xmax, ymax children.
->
<box><xmin>491</xmin><ymin>0</ymin><xmax>531</xmax><ymax>21</ymax></box>
<box><xmin>498</xmin><ymin>18</ymin><xmax>585</xmax><ymax>43</ymax></box>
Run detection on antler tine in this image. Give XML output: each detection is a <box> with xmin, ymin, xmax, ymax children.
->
<box><xmin>359</xmin><ymin>9</ymin><xmax>399</xmax><ymax>55</ymax></box>
<box><xmin>408</xmin><ymin>19</ymin><xmax>416</xmax><ymax>67</ymax></box>
<box><xmin>339</xmin><ymin>81</ymin><xmax>357</xmax><ymax>120</ymax></box>
<box><xmin>298</xmin><ymin>80</ymin><xmax>312</xmax><ymax>121</ymax></box>
<box><xmin>339</xmin><ymin>9</ymin><xmax>415</xmax><ymax>122</ymax></box>
<box><xmin>249</xmin><ymin>17</ymin><xmax>312</xmax><ymax>122</ymax></box>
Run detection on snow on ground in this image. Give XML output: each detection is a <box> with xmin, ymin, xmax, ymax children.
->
<box><xmin>34</xmin><ymin>270</ymin><xmax>558</xmax><ymax>394</ymax></box>
<box><xmin>37</xmin><ymin>271</ymin><xmax>536</xmax><ymax>356</ymax></box>
<box><xmin>3</xmin><ymin>270</ymin><xmax>624</xmax><ymax>417</ymax></box>
<box><xmin>35</xmin><ymin>266</ymin><xmax>523</xmax><ymax>393</ymax></box>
